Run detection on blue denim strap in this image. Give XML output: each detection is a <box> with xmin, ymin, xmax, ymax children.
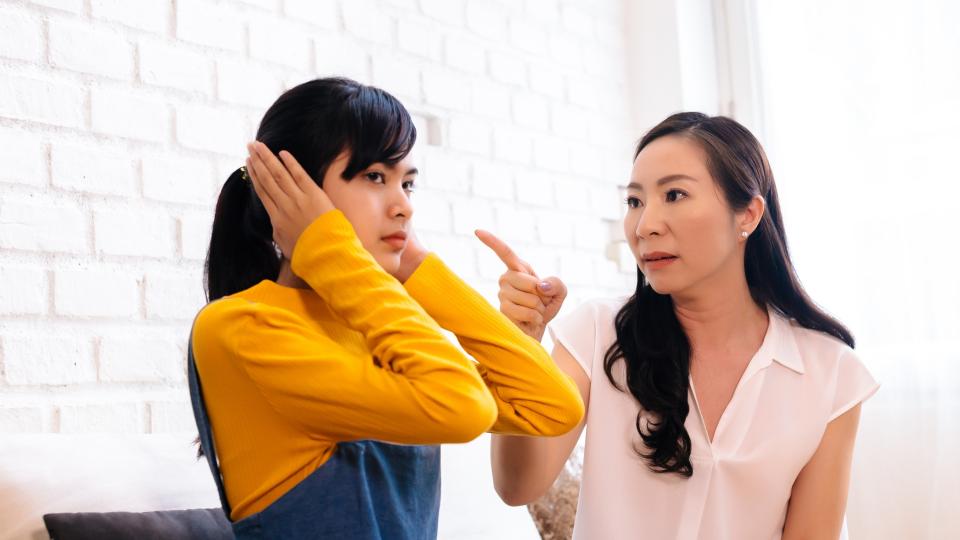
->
<box><xmin>187</xmin><ymin>329</ymin><xmax>233</xmax><ymax>519</ymax></box>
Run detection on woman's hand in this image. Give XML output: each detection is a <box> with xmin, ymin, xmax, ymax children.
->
<box><xmin>394</xmin><ymin>227</ymin><xmax>429</xmax><ymax>283</ymax></box>
<box><xmin>245</xmin><ymin>141</ymin><xmax>335</xmax><ymax>259</ymax></box>
<box><xmin>475</xmin><ymin>230</ymin><xmax>567</xmax><ymax>341</ymax></box>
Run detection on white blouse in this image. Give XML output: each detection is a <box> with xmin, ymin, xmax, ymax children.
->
<box><xmin>548</xmin><ymin>298</ymin><xmax>879</xmax><ymax>540</ymax></box>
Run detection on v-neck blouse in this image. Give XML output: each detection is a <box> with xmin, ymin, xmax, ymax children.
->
<box><xmin>548</xmin><ymin>297</ymin><xmax>879</xmax><ymax>540</ymax></box>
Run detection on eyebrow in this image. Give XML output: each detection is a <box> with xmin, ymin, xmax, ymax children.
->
<box><xmin>369</xmin><ymin>165</ymin><xmax>419</xmax><ymax>176</ymax></box>
<box><xmin>624</xmin><ymin>174</ymin><xmax>697</xmax><ymax>191</ymax></box>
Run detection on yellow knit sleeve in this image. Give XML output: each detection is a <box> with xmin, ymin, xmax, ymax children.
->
<box><xmin>403</xmin><ymin>254</ymin><xmax>585</xmax><ymax>436</ymax></box>
<box><xmin>196</xmin><ymin>210</ymin><xmax>498</xmax><ymax>443</ymax></box>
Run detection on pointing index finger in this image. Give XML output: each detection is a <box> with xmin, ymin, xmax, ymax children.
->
<box><xmin>475</xmin><ymin>229</ymin><xmax>537</xmax><ymax>276</ymax></box>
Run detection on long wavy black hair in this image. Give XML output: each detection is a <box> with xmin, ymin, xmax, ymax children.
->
<box><xmin>204</xmin><ymin>77</ymin><xmax>417</xmax><ymax>302</ymax></box>
<box><xmin>603</xmin><ymin>112</ymin><xmax>854</xmax><ymax>477</ymax></box>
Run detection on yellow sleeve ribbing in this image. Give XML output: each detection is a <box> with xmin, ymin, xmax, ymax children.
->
<box><xmin>404</xmin><ymin>254</ymin><xmax>585</xmax><ymax>436</ymax></box>
<box><xmin>196</xmin><ymin>210</ymin><xmax>497</xmax><ymax>444</ymax></box>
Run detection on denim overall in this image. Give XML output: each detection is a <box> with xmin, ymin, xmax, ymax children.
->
<box><xmin>188</xmin><ymin>334</ymin><xmax>441</xmax><ymax>539</ymax></box>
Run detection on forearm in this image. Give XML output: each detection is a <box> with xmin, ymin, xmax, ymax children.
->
<box><xmin>196</xmin><ymin>299</ymin><xmax>499</xmax><ymax>445</ymax></box>
<box><xmin>291</xmin><ymin>211</ymin><xmax>432</xmax><ymax>335</ymax></box>
<box><xmin>491</xmin><ymin>430</ymin><xmax>581</xmax><ymax>506</ymax></box>
<box><xmin>405</xmin><ymin>255</ymin><xmax>584</xmax><ymax>436</ymax></box>
<box><xmin>291</xmin><ymin>212</ymin><xmax>476</xmax><ymax>373</ymax></box>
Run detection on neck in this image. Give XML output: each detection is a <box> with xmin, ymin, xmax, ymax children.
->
<box><xmin>671</xmin><ymin>259</ymin><xmax>767</xmax><ymax>353</ymax></box>
<box><xmin>276</xmin><ymin>260</ymin><xmax>310</xmax><ymax>289</ymax></box>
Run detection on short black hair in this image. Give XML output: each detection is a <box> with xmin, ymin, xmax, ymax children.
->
<box><xmin>205</xmin><ymin>77</ymin><xmax>416</xmax><ymax>301</ymax></box>
<box><xmin>256</xmin><ymin>77</ymin><xmax>417</xmax><ymax>183</ymax></box>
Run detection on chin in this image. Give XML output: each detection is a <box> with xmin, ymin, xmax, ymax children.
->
<box><xmin>375</xmin><ymin>254</ymin><xmax>402</xmax><ymax>275</ymax></box>
<box><xmin>641</xmin><ymin>273</ymin><xmax>682</xmax><ymax>295</ymax></box>
<box><xmin>646</xmin><ymin>281</ymin><xmax>675</xmax><ymax>295</ymax></box>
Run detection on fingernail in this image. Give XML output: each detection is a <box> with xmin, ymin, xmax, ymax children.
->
<box><xmin>538</xmin><ymin>281</ymin><xmax>552</xmax><ymax>291</ymax></box>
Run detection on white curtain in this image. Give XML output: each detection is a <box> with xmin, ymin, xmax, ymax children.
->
<box><xmin>751</xmin><ymin>1</ymin><xmax>960</xmax><ymax>537</ymax></box>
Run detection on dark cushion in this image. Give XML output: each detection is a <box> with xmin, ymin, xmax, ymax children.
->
<box><xmin>43</xmin><ymin>507</ymin><xmax>232</xmax><ymax>540</ymax></box>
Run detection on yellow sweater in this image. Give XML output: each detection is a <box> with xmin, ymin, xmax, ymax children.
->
<box><xmin>192</xmin><ymin>210</ymin><xmax>584</xmax><ymax>520</ymax></box>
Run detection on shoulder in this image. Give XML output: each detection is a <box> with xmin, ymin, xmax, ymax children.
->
<box><xmin>191</xmin><ymin>298</ymin><xmax>253</xmax><ymax>357</ymax></box>
<box><xmin>193</xmin><ymin>296</ymin><xmax>306</xmax><ymax>352</ymax></box>
<box><xmin>786</xmin><ymin>320</ymin><xmax>861</xmax><ymax>373</ymax></box>
<box><xmin>547</xmin><ymin>296</ymin><xmax>629</xmax><ymax>378</ymax></box>
<box><xmin>557</xmin><ymin>296</ymin><xmax>628</xmax><ymax>329</ymax></box>
<box><xmin>193</xmin><ymin>297</ymin><xmax>257</xmax><ymax>334</ymax></box>
<box><xmin>785</xmin><ymin>318</ymin><xmax>878</xmax><ymax>395</ymax></box>
<box><xmin>785</xmin><ymin>319</ymin><xmax>879</xmax><ymax>421</ymax></box>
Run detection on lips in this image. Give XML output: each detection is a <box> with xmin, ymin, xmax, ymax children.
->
<box><xmin>381</xmin><ymin>231</ymin><xmax>407</xmax><ymax>249</ymax></box>
<box><xmin>641</xmin><ymin>251</ymin><xmax>677</xmax><ymax>262</ymax></box>
<box><xmin>640</xmin><ymin>251</ymin><xmax>678</xmax><ymax>270</ymax></box>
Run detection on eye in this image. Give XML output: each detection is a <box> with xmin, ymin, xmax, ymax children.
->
<box><xmin>402</xmin><ymin>180</ymin><xmax>416</xmax><ymax>193</ymax></box>
<box><xmin>625</xmin><ymin>196</ymin><xmax>643</xmax><ymax>209</ymax></box>
<box><xmin>364</xmin><ymin>171</ymin><xmax>385</xmax><ymax>184</ymax></box>
<box><xmin>665</xmin><ymin>189</ymin><xmax>688</xmax><ymax>202</ymax></box>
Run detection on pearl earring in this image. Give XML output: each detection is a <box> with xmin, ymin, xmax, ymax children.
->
<box><xmin>740</xmin><ymin>231</ymin><xmax>749</xmax><ymax>239</ymax></box>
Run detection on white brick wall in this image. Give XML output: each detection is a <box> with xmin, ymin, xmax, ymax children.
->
<box><xmin>0</xmin><ymin>195</ymin><xmax>89</xmax><ymax>253</ymax></box>
<box><xmin>0</xmin><ymin>266</ymin><xmax>49</xmax><ymax>315</ymax></box>
<box><xmin>99</xmin><ymin>335</ymin><xmax>185</xmax><ymax>383</ymax></box>
<box><xmin>54</xmin><ymin>266</ymin><xmax>141</xmax><ymax>317</ymax></box>
<box><xmin>51</xmin><ymin>142</ymin><xmax>138</xmax><ymax>196</ymax></box>
<box><xmin>58</xmin><ymin>402</ymin><xmax>143</xmax><ymax>433</ymax></box>
<box><xmin>139</xmin><ymin>38</ymin><xmax>214</xmax><ymax>95</ymax></box>
<box><xmin>90</xmin><ymin>0</ymin><xmax>170</xmax><ymax>34</ymax></box>
<box><xmin>3</xmin><ymin>335</ymin><xmax>97</xmax><ymax>385</ymax></box>
<box><xmin>93</xmin><ymin>205</ymin><xmax>177</xmax><ymax>258</ymax></box>
<box><xmin>90</xmin><ymin>87</ymin><xmax>170</xmax><ymax>142</ymax></box>
<box><xmin>0</xmin><ymin>5</ymin><xmax>43</xmax><ymax>61</ymax></box>
<box><xmin>0</xmin><ymin>4</ymin><xmax>636</xmax><ymax>529</ymax></box>
<box><xmin>0</xmin><ymin>127</ymin><xmax>45</xmax><ymax>186</ymax></box>
<box><xmin>0</xmin><ymin>73</ymin><xmax>86</xmax><ymax>127</ymax></box>
<box><xmin>49</xmin><ymin>18</ymin><xmax>134</xmax><ymax>79</ymax></box>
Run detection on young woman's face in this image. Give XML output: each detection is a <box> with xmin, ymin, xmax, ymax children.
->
<box><xmin>623</xmin><ymin>135</ymin><xmax>752</xmax><ymax>296</ymax></box>
<box><xmin>321</xmin><ymin>150</ymin><xmax>418</xmax><ymax>275</ymax></box>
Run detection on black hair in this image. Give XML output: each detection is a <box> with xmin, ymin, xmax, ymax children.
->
<box><xmin>603</xmin><ymin>112</ymin><xmax>854</xmax><ymax>477</ymax></box>
<box><xmin>204</xmin><ymin>77</ymin><xmax>417</xmax><ymax>301</ymax></box>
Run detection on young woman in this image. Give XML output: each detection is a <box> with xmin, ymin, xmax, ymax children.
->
<box><xmin>480</xmin><ymin>112</ymin><xmax>879</xmax><ymax>539</ymax></box>
<box><xmin>188</xmin><ymin>77</ymin><xmax>584</xmax><ymax>539</ymax></box>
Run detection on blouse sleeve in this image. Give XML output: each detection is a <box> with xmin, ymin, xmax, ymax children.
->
<box><xmin>829</xmin><ymin>348</ymin><xmax>880</xmax><ymax>422</ymax></box>
<box><xmin>547</xmin><ymin>300</ymin><xmax>601</xmax><ymax>380</ymax></box>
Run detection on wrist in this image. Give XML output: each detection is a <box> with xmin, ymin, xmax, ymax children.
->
<box><xmin>396</xmin><ymin>249</ymin><xmax>429</xmax><ymax>283</ymax></box>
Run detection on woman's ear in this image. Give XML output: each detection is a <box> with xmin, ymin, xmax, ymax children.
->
<box><xmin>737</xmin><ymin>195</ymin><xmax>766</xmax><ymax>236</ymax></box>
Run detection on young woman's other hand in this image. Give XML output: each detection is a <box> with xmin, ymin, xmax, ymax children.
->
<box><xmin>395</xmin><ymin>227</ymin><xmax>429</xmax><ymax>283</ymax></box>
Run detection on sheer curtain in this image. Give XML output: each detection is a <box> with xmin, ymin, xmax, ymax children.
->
<box><xmin>750</xmin><ymin>1</ymin><xmax>960</xmax><ymax>537</ymax></box>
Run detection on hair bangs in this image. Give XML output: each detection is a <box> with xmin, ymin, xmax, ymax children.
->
<box><xmin>341</xmin><ymin>86</ymin><xmax>417</xmax><ymax>179</ymax></box>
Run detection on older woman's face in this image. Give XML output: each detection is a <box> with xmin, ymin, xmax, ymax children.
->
<box><xmin>623</xmin><ymin>135</ymin><xmax>750</xmax><ymax>297</ymax></box>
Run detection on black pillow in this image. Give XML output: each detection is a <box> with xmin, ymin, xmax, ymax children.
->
<box><xmin>43</xmin><ymin>507</ymin><xmax>232</xmax><ymax>540</ymax></box>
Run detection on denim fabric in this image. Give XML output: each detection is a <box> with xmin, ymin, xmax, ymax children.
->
<box><xmin>188</xmin><ymin>332</ymin><xmax>441</xmax><ymax>539</ymax></box>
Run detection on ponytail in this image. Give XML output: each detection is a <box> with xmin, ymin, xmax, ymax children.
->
<box><xmin>204</xmin><ymin>168</ymin><xmax>280</xmax><ymax>301</ymax></box>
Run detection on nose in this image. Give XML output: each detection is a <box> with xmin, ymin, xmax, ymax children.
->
<box><xmin>388</xmin><ymin>184</ymin><xmax>413</xmax><ymax>221</ymax></box>
<box><xmin>633</xmin><ymin>201</ymin><xmax>665</xmax><ymax>239</ymax></box>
